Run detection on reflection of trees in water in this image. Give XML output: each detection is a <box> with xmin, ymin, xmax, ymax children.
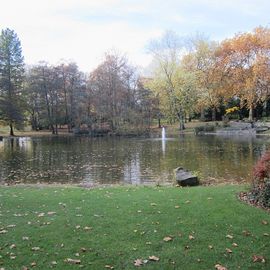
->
<box><xmin>156</xmin><ymin>135</ymin><xmax>259</xmax><ymax>181</ymax></box>
<box><xmin>0</xmin><ymin>138</ymin><xmax>32</xmax><ymax>183</ymax></box>
<box><xmin>0</xmin><ymin>135</ymin><xmax>269</xmax><ymax>184</ymax></box>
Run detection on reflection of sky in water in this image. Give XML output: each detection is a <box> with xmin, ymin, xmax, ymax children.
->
<box><xmin>0</xmin><ymin>135</ymin><xmax>270</xmax><ymax>185</ymax></box>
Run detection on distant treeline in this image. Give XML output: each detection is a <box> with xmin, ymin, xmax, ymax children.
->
<box><xmin>1</xmin><ymin>27</ymin><xmax>270</xmax><ymax>135</ymax></box>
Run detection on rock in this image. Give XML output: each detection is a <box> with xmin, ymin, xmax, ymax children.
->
<box><xmin>174</xmin><ymin>167</ymin><xmax>199</xmax><ymax>186</ymax></box>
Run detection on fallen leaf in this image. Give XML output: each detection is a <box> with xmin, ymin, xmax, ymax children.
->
<box><xmin>105</xmin><ymin>265</ymin><xmax>114</xmax><ymax>269</ymax></box>
<box><xmin>7</xmin><ymin>224</ymin><xmax>16</xmax><ymax>228</ymax></box>
<box><xmin>64</xmin><ymin>258</ymin><xmax>81</xmax><ymax>264</ymax></box>
<box><xmin>47</xmin><ymin>211</ymin><xmax>56</xmax><ymax>215</ymax></box>
<box><xmin>149</xmin><ymin>256</ymin><xmax>159</xmax><ymax>261</ymax></box>
<box><xmin>189</xmin><ymin>235</ymin><xmax>195</xmax><ymax>240</ymax></box>
<box><xmin>242</xmin><ymin>230</ymin><xmax>251</xmax><ymax>236</ymax></box>
<box><xmin>252</xmin><ymin>255</ymin><xmax>266</xmax><ymax>263</ymax></box>
<box><xmin>163</xmin><ymin>236</ymin><xmax>173</xmax><ymax>242</ymax></box>
<box><xmin>9</xmin><ymin>244</ymin><xmax>16</xmax><ymax>249</ymax></box>
<box><xmin>263</xmin><ymin>233</ymin><xmax>269</xmax><ymax>236</ymax></box>
<box><xmin>208</xmin><ymin>245</ymin><xmax>213</xmax><ymax>249</ymax></box>
<box><xmin>22</xmin><ymin>236</ymin><xmax>29</xmax><ymax>241</ymax></box>
<box><xmin>31</xmin><ymin>262</ymin><xmax>37</xmax><ymax>267</ymax></box>
<box><xmin>0</xmin><ymin>230</ymin><xmax>8</xmax><ymax>234</ymax></box>
<box><xmin>31</xmin><ymin>247</ymin><xmax>40</xmax><ymax>251</ymax></box>
<box><xmin>226</xmin><ymin>234</ymin><xmax>233</xmax><ymax>239</ymax></box>
<box><xmin>38</xmin><ymin>213</ymin><xmax>45</xmax><ymax>217</ymax></box>
<box><xmin>134</xmin><ymin>259</ymin><xmax>144</xmax><ymax>267</ymax></box>
<box><xmin>84</xmin><ymin>226</ymin><xmax>92</xmax><ymax>231</ymax></box>
<box><xmin>174</xmin><ymin>205</ymin><xmax>180</xmax><ymax>209</ymax></box>
<box><xmin>232</xmin><ymin>243</ymin><xmax>238</xmax><ymax>247</ymax></box>
<box><xmin>215</xmin><ymin>264</ymin><xmax>228</xmax><ymax>270</ymax></box>
<box><xmin>51</xmin><ymin>261</ymin><xmax>57</xmax><ymax>265</ymax></box>
<box><xmin>150</xmin><ymin>203</ymin><xmax>157</xmax><ymax>206</ymax></box>
<box><xmin>226</xmin><ymin>248</ymin><xmax>232</xmax><ymax>253</ymax></box>
<box><xmin>261</xmin><ymin>220</ymin><xmax>268</xmax><ymax>225</ymax></box>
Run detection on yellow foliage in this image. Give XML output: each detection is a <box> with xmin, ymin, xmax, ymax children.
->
<box><xmin>225</xmin><ymin>106</ymin><xmax>239</xmax><ymax>115</ymax></box>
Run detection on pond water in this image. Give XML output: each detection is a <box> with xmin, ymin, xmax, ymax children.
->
<box><xmin>0</xmin><ymin>135</ymin><xmax>269</xmax><ymax>185</ymax></box>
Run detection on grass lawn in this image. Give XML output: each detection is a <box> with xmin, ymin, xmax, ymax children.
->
<box><xmin>0</xmin><ymin>185</ymin><xmax>269</xmax><ymax>270</ymax></box>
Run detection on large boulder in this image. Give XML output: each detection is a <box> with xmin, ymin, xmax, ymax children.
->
<box><xmin>174</xmin><ymin>167</ymin><xmax>199</xmax><ymax>186</ymax></box>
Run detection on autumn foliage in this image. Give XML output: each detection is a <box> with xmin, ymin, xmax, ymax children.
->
<box><xmin>253</xmin><ymin>150</ymin><xmax>270</xmax><ymax>180</ymax></box>
<box><xmin>251</xmin><ymin>150</ymin><xmax>270</xmax><ymax>207</ymax></box>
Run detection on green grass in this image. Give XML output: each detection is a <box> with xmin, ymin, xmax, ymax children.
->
<box><xmin>0</xmin><ymin>185</ymin><xmax>269</xmax><ymax>269</ymax></box>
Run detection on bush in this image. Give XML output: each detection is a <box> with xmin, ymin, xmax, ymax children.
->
<box><xmin>250</xmin><ymin>150</ymin><xmax>270</xmax><ymax>207</ymax></box>
<box><xmin>194</xmin><ymin>125</ymin><xmax>215</xmax><ymax>135</ymax></box>
<box><xmin>253</xmin><ymin>150</ymin><xmax>270</xmax><ymax>180</ymax></box>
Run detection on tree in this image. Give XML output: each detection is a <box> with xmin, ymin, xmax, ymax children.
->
<box><xmin>216</xmin><ymin>27</ymin><xmax>270</xmax><ymax>120</ymax></box>
<box><xmin>147</xmin><ymin>31</ymin><xmax>193</xmax><ymax>129</ymax></box>
<box><xmin>88</xmin><ymin>52</ymin><xmax>141</xmax><ymax>132</ymax></box>
<box><xmin>0</xmin><ymin>28</ymin><xmax>25</xmax><ymax>135</ymax></box>
<box><xmin>25</xmin><ymin>61</ymin><xmax>86</xmax><ymax>134</ymax></box>
<box><xmin>55</xmin><ymin>62</ymin><xmax>86</xmax><ymax>132</ymax></box>
<box><xmin>182</xmin><ymin>37</ymin><xmax>222</xmax><ymax>121</ymax></box>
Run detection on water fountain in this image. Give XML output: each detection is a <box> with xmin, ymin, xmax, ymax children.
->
<box><xmin>162</xmin><ymin>126</ymin><xmax>166</xmax><ymax>140</ymax></box>
<box><xmin>161</xmin><ymin>127</ymin><xmax>166</xmax><ymax>154</ymax></box>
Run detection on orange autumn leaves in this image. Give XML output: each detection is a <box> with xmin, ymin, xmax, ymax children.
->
<box><xmin>150</xmin><ymin>26</ymin><xmax>270</xmax><ymax>122</ymax></box>
<box><xmin>215</xmin><ymin>27</ymin><xmax>270</xmax><ymax>118</ymax></box>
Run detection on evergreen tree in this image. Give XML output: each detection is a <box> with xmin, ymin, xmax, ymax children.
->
<box><xmin>0</xmin><ymin>28</ymin><xmax>25</xmax><ymax>136</ymax></box>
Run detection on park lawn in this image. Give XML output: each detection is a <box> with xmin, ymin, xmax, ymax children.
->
<box><xmin>0</xmin><ymin>185</ymin><xmax>269</xmax><ymax>270</ymax></box>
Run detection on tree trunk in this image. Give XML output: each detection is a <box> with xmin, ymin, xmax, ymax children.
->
<box><xmin>9</xmin><ymin>123</ymin><xmax>14</xmax><ymax>136</ymax></box>
<box><xmin>51</xmin><ymin>124</ymin><xmax>55</xmax><ymax>134</ymax></box>
<box><xmin>248</xmin><ymin>106</ymin><xmax>253</xmax><ymax>121</ymax></box>
<box><xmin>200</xmin><ymin>109</ymin><xmax>205</xmax><ymax>122</ymax></box>
<box><xmin>158</xmin><ymin>118</ymin><xmax>161</xmax><ymax>128</ymax></box>
<box><xmin>211</xmin><ymin>108</ymin><xmax>216</xmax><ymax>121</ymax></box>
<box><xmin>177</xmin><ymin>111</ymin><xmax>185</xmax><ymax>130</ymax></box>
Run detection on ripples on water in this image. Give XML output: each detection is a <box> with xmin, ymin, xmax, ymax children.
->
<box><xmin>0</xmin><ymin>135</ymin><xmax>269</xmax><ymax>185</ymax></box>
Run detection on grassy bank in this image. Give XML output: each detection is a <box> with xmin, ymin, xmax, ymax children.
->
<box><xmin>0</xmin><ymin>121</ymin><xmax>219</xmax><ymax>138</ymax></box>
<box><xmin>0</xmin><ymin>185</ymin><xmax>269</xmax><ymax>269</ymax></box>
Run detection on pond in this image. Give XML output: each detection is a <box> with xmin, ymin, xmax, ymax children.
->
<box><xmin>0</xmin><ymin>135</ymin><xmax>269</xmax><ymax>185</ymax></box>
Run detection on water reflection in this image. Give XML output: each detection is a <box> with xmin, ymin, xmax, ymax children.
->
<box><xmin>0</xmin><ymin>135</ymin><xmax>269</xmax><ymax>185</ymax></box>
<box><xmin>162</xmin><ymin>139</ymin><xmax>166</xmax><ymax>155</ymax></box>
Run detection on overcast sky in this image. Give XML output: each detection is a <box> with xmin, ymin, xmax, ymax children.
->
<box><xmin>1</xmin><ymin>0</ymin><xmax>270</xmax><ymax>72</ymax></box>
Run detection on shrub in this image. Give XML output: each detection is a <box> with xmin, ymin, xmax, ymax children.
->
<box><xmin>194</xmin><ymin>125</ymin><xmax>215</xmax><ymax>135</ymax></box>
<box><xmin>250</xmin><ymin>150</ymin><xmax>270</xmax><ymax>207</ymax></box>
<box><xmin>253</xmin><ymin>150</ymin><xmax>270</xmax><ymax>180</ymax></box>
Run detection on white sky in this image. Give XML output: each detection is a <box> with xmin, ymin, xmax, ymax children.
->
<box><xmin>1</xmin><ymin>0</ymin><xmax>270</xmax><ymax>72</ymax></box>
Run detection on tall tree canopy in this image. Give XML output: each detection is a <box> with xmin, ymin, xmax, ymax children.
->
<box><xmin>0</xmin><ymin>28</ymin><xmax>24</xmax><ymax>135</ymax></box>
<box><xmin>147</xmin><ymin>31</ymin><xmax>187</xmax><ymax>129</ymax></box>
<box><xmin>216</xmin><ymin>27</ymin><xmax>270</xmax><ymax>120</ymax></box>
